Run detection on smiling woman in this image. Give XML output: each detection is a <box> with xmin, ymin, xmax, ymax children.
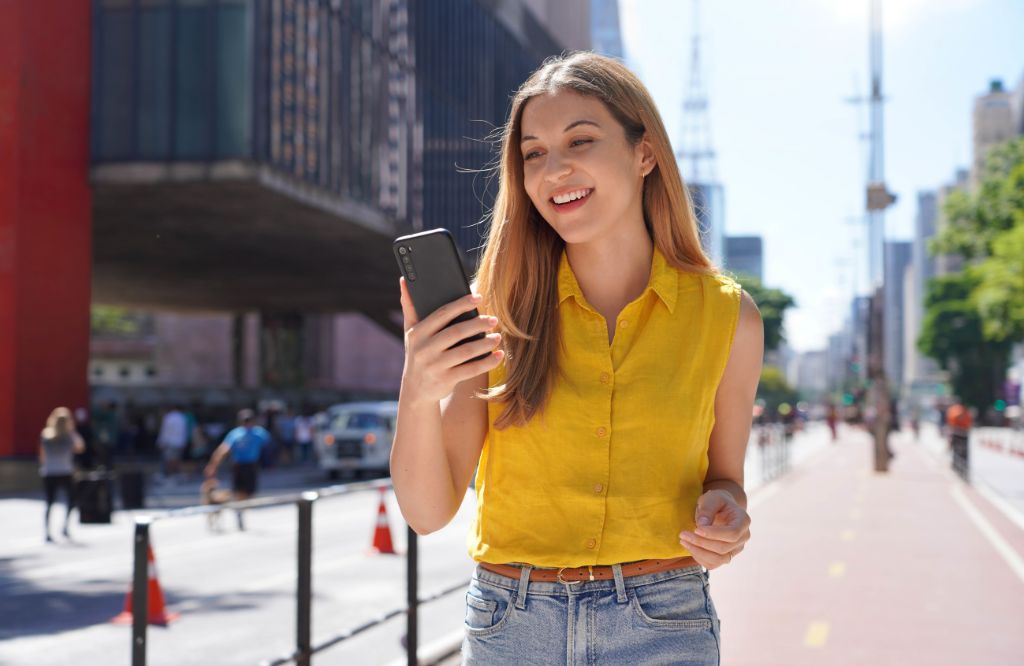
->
<box><xmin>389</xmin><ymin>51</ymin><xmax>763</xmax><ymax>666</ymax></box>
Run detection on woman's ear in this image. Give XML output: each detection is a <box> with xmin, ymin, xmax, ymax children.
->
<box><xmin>637</xmin><ymin>135</ymin><xmax>657</xmax><ymax>177</ymax></box>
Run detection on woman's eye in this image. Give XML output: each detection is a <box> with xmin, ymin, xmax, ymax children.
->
<box><xmin>523</xmin><ymin>150</ymin><xmax>542</xmax><ymax>161</ymax></box>
<box><xmin>570</xmin><ymin>138</ymin><xmax>593</xmax><ymax>148</ymax></box>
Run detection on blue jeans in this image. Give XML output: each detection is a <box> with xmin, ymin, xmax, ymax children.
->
<box><xmin>462</xmin><ymin>563</ymin><xmax>721</xmax><ymax>665</ymax></box>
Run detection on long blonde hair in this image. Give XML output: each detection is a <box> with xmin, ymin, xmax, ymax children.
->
<box><xmin>475</xmin><ymin>52</ymin><xmax>716</xmax><ymax>429</ymax></box>
<box><xmin>42</xmin><ymin>407</ymin><xmax>76</xmax><ymax>440</ymax></box>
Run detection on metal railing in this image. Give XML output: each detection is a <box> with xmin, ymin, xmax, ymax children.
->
<box><xmin>127</xmin><ymin>479</ymin><xmax>466</xmax><ymax>666</ymax></box>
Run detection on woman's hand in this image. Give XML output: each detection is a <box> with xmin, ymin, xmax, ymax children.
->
<box><xmin>398</xmin><ymin>277</ymin><xmax>504</xmax><ymax>407</ymax></box>
<box><xmin>678</xmin><ymin>489</ymin><xmax>751</xmax><ymax>570</ymax></box>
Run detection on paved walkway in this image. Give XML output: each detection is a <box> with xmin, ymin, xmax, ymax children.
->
<box><xmin>710</xmin><ymin>424</ymin><xmax>1024</xmax><ymax>665</ymax></box>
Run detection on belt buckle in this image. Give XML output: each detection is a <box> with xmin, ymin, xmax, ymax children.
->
<box><xmin>556</xmin><ymin>565</ymin><xmax>594</xmax><ymax>585</ymax></box>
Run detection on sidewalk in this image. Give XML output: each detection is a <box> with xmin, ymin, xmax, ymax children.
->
<box><xmin>710</xmin><ymin>424</ymin><xmax>1024</xmax><ymax>665</ymax></box>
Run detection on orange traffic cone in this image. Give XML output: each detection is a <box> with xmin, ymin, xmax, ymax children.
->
<box><xmin>112</xmin><ymin>544</ymin><xmax>180</xmax><ymax>626</ymax></box>
<box><xmin>370</xmin><ymin>487</ymin><xmax>397</xmax><ymax>555</ymax></box>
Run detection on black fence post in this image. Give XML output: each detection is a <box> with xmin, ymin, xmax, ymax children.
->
<box><xmin>132</xmin><ymin>518</ymin><xmax>151</xmax><ymax>666</ymax></box>
<box><xmin>297</xmin><ymin>492</ymin><xmax>317</xmax><ymax>666</ymax></box>
<box><xmin>406</xmin><ymin>525</ymin><xmax>418</xmax><ymax>666</ymax></box>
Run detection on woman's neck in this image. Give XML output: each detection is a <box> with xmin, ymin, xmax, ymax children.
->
<box><xmin>565</xmin><ymin>227</ymin><xmax>654</xmax><ymax>321</ymax></box>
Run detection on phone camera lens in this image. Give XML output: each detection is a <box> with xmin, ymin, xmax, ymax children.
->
<box><xmin>399</xmin><ymin>247</ymin><xmax>407</xmax><ymax>255</ymax></box>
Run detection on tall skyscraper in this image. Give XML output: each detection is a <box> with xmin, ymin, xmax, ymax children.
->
<box><xmin>883</xmin><ymin>241</ymin><xmax>912</xmax><ymax>391</ymax></box>
<box><xmin>724</xmin><ymin>235</ymin><xmax>764</xmax><ymax>282</ymax></box>
<box><xmin>590</xmin><ymin>0</ymin><xmax>624</xmax><ymax>59</ymax></box>
<box><xmin>903</xmin><ymin>191</ymin><xmax>942</xmax><ymax>393</ymax></box>
<box><xmin>972</xmin><ymin>79</ymin><xmax>1017</xmax><ymax>187</ymax></box>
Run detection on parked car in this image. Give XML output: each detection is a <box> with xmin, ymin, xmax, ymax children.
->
<box><xmin>313</xmin><ymin>401</ymin><xmax>397</xmax><ymax>480</ymax></box>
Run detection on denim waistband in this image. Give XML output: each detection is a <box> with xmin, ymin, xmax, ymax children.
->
<box><xmin>473</xmin><ymin>561</ymin><xmax>705</xmax><ymax>598</ymax></box>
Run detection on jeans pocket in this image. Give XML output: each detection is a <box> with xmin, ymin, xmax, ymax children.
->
<box><xmin>630</xmin><ymin>571</ymin><xmax>714</xmax><ymax>630</ymax></box>
<box><xmin>464</xmin><ymin>578</ymin><xmax>514</xmax><ymax>635</ymax></box>
<box><xmin>465</xmin><ymin>593</ymin><xmax>498</xmax><ymax>630</ymax></box>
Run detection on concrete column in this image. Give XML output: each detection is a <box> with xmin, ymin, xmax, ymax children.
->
<box><xmin>0</xmin><ymin>1</ymin><xmax>92</xmax><ymax>458</ymax></box>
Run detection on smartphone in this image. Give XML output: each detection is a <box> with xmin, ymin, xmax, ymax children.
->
<box><xmin>393</xmin><ymin>228</ymin><xmax>490</xmax><ymax>363</ymax></box>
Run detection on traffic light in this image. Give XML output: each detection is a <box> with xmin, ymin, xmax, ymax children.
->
<box><xmin>995</xmin><ymin>400</ymin><xmax>1007</xmax><ymax>412</ymax></box>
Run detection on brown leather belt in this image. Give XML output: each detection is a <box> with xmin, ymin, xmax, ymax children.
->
<box><xmin>479</xmin><ymin>556</ymin><xmax>699</xmax><ymax>584</ymax></box>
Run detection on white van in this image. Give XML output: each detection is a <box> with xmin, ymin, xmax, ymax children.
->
<box><xmin>313</xmin><ymin>401</ymin><xmax>397</xmax><ymax>480</ymax></box>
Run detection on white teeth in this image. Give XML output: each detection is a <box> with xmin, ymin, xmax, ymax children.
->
<box><xmin>553</xmin><ymin>189</ymin><xmax>590</xmax><ymax>205</ymax></box>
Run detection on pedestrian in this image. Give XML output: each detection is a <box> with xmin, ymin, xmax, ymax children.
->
<box><xmin>826</xmin><ymin>402</ymin><xmax>839</xmax><ymax>442</ymax></box>
<box><xmin>391</xmin><ymin>52</ymin><xmax>763</xmax><ymax>665</ymax></box>
<box><xmin>39</xmin><ymin>407</ymin><xmax>86</xmax><ymax>542</ymax></box>
<box><xmin>156</xmin><ymin>405</ymin><xmax>188</xmax><ymax>482</ymax></box>
<box><xmin>204</xmin><ymin>408</ymin><xmax>271</xmax><ymax>530</ymax></box>
<box><xmin>946</xmin><ymin>401</ymin><xmax>973</xmax><ymax>480</ymax></box>
<box><xmin>294</xmin><ymin>409</ymin><xmax>314</xmax><ymax>465</ymax></box>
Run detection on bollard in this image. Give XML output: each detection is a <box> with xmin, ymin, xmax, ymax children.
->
<box><xmin>407</xmin><ymin>525</ymin><xmax>418</xmax><ymax>666</ymax></box>
<box><xmin>132</xmin><ymin>518</ymin><xmax>152</xmax><ymax>666</ymax></box>
<box><xmin>297</xmin><ymin>492</ymin><xmax>317</xmax><ymax>666</ymax></box>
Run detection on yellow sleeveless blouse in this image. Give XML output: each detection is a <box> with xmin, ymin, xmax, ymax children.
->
<box><xmin>469</xmin><ymin>246</ymin><xmax>742</xmax><ymax>567</ymax></box>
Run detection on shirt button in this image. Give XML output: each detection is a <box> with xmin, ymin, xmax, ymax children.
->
<box><xmin>596</xmin><ymin>426</ymin><xmax>607</xmax><ymax>437</ymax></box>
<box><xmin>585</xmin><ymin>538</ymin><xmax>597</xmax><ymax>549</ymax></box>
<box><xmin>599</xmin><ymin>372</ymin><xmax>610</xmax><ymax>384</ymax></box>
<box><xmin>593</xmin><ymin>483</ymin><xmax>604</xmax><ymax>494</ymax></box>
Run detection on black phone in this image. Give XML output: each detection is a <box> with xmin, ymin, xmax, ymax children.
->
<box><xmin>393</xmin><ymin>228</ymin><xmax>489</xmax><ymax>363</ymax></box>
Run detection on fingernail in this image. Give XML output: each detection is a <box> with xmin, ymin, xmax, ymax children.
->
<box><xmin>471</xmin><ymin>294</ymin><xmax>482</xmax><ymax>303</ymax></box>
<box><xmin>697</xmin><ymin>516</ymin><xmax>712</xmax><ymax>526</ymax></box>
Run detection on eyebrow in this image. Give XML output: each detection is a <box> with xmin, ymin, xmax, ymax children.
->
<box><xmin>521</xmin><ymin>119</ymin><xmax>601</xmax><ymax>143</ymax></box>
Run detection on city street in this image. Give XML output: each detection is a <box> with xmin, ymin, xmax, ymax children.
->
<box><xmin>4</xmin><ymin>422</ymin><xmax>1023</xmax><ymax>665</ymax></box>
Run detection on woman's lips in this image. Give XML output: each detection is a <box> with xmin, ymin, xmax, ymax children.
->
<box><xmin>550</xmin><ymin>189</ymin><xmax>593</xmax><ymax>213</ymax></box>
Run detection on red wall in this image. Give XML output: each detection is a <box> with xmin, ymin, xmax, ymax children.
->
<box><xmin>0</xmin><ymin>1</ymin><xmax>92</xmax><ymax>458</ymax></box>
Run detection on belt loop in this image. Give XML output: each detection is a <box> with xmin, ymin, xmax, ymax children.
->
<box><xmin>612</xmin><ymin>563</ymin><xmax>627</xmax><ymax>604</ymax></box>
<box><xmin>515</xmin><ymin>564</ymin><xmax>532</xmax><ymax>610</ymax></box>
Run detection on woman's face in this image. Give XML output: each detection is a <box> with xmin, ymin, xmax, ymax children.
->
<box><xmin>518</xmin><ymin>89</ymin><xmax>653</xmax><ymax>246</ymax></box>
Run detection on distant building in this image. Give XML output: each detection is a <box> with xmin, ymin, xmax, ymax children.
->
<box><xmin>934</xmin><ymin>168</ymin><xmax>970</xmax><ymax>276</ymax></box>
<box><xmin>883</xmin><ymin>241</ymin><xmax>912</xmax><ymax>392</ymax></box>
<box><xmin>724</xmin><ymin>235</ymin><xmax>763</xmax><ymax>282</ymax></box>
<box><xmin>789</xmin><ymin>350</ymin><xmax>829</xmax><ymax>397</ymax></box>
<box><xmin>903</xmin><ymin>191</ymin><xmax>943</xmax><ymax>397</ymax></box>
<box><xmin>590</xmin><ymin>0</ymin><xmax>624</xmax><ymax>59</ymax></box>
<box><xmin>972</xmin><ymin>78</ymin><xmax>1018</xmax><ymax>187</ymax></box>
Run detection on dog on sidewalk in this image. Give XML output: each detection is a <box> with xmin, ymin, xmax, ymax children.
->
<box><xmin>201</xmin><ymin>478</ymin><xmax>233</xmax><ymax>531</ymax></box>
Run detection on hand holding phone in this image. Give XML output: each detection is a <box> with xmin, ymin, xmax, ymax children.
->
<box><xmin>394</xmin><ymin>229</ymin><xmax>504</xmax><ymax>406</ymax></box>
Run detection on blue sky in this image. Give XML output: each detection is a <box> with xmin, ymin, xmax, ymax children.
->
<box><xmin>619</xmin><ymin>0</ymin><xmax>1024</xmax><ymax>351</ymax></box>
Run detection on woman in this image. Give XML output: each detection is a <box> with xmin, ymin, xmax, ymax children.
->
<box><xmin>40</xmin><ymin>407</ymin><xmax>86</xmax><ymax>542</ymax></box>
<box><xmin>391</xmin><ymin>52</ymin><xmax>763</xmax><ymax>665</ymax></box>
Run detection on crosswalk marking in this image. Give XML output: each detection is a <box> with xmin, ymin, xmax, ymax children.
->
<box><xmin>803</xmin><ymin>621</ymin><xmax>829</xmax><ymax>647</ymax></box>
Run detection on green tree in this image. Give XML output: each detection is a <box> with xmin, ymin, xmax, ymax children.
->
<box><xmin>757</xmin><ymin>366</ymin><xmax>798</xmax><ymax>413</ymax></box>
<box><xmin>918</xmin><ymin>272</ymin><xmax>1010</xmax><ymax>412</ymax></box>
<box><xmin>731</xmin><ymin>275</ymin><xmax>796</xmax><ymax>352</ymax></box>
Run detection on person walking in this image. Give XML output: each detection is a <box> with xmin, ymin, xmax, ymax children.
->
<box><xmin>946</xmin><ymin>401</ymin><xmax>973</xmax><ymax>480</ymax></box>
<box><xmin>391</xmin><ymin>53</ymin><xmax>763</xmax><ymax>665</ymax></box>
<box><xmin>39</xmin><ymin>407</ymin><xmax>86</xmax><ymax>542</ymax></box>
<box><xmin>156</xmin><ymin>405</ymin><xmax>188</xmax><ymax>482</ymax></box>
<box><xmin>204</xmin><ymin>409</ymin><xmax>271</xmax><ymax>530</ymax></box>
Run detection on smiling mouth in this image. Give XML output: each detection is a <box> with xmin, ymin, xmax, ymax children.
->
<box><xmin>550</xmin><ymin>188</ymin><xmax>593</xmax><ymax>207</ymax></box>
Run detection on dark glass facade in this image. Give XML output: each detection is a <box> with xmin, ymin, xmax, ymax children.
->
<box><xmin>92</xmin><ymin>0</ymin><xmax>565</xmax><ymax>253</ymax></box>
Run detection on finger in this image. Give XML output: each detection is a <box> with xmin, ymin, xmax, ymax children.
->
<box><xmin>442</xmin><ymin>333</ymin><xmax>502</xmax><ymax>369</ymax></box>
<box><xmin>682</xmin><ymin>539</ymin><xmax>739</xmax><ymax>568</ymax></box>
<box><xmin>449</xmin><ymin>348</ymin><xmax>504</xmax><ymax>383</ymax></box>
<box><xmin>432</xmin><ymin>315</ymin><xmax>499</xmax><ymax>354</ymax></box>
<box><xmin>678</xmin><ymin>530</ymin><xmax>736</xmax><ymax>555</ymax></box>
<box><xmin>418</xmin><ymin>292</ymin><xmax>483</xmax><ymax>338</ymax></box>
<box><xmin>398</xmin><ymin>277</ymin><xmax>419</xmax><ymax>330</ymax></box>
<box><xmin>695</xmin><ymin>513</ymin><xmax>750</xmax><ymax>540</ymax></box>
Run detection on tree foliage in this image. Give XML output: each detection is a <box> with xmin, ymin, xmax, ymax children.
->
<box><xmin>731</xmin><ymin>275</ymin><xmax>796</xmax><ymax>352</ymax></box>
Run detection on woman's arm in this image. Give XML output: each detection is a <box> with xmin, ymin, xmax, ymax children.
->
<box><xmin>71</xmin><ymin>433</ymin><xmax>86</xmax><ymax>455</ymax></box>
<box><xmin>704</xmin><ymin>290</ymin><xmax>764</xmax><ymax>505</ymax></box>
<box><xmin>679</xmin><ymin>290</ymin><xmax>763</xmax><ymax>569</ymax></box>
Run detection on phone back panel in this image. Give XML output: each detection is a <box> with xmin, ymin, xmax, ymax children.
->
<box><xmin>393</xmin><ymin>229</ymin><xmax>477</xmax><ymax>326</ymax></box>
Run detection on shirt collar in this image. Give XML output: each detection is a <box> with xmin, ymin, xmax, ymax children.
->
<box><xmin>557</xmin><ymin>245</ymin><xmax>678</xmax><ymax>314</ymax></box>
